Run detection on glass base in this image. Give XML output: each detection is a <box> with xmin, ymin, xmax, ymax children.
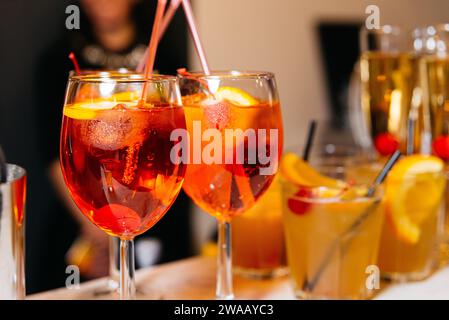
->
<box><xmin>234</xmin><ymin>266</ymin><xmax>288</xmax><ymax>280</ymax></box>
<box><xmin>439</xmin><ymin>240</ymin><xmax>449</xmax><ymax>267</ymax></box>
<box><xmin>293</xmin><ymin>288</ymin><xmax>373</xmax><ymax>300</ymax></box>
<box><xmin>90</xmin><ymin>278</ymin><xmax>118</xmax><ymax>297</ymax></box>
<box><xmin>381</xmin><ymin>266</ymin><xmax>434</xmax><ymax>283</ymax></box>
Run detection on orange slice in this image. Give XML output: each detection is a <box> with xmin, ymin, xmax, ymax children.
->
<box><xmin>280</xmin><ymin>152</ymin><xmax>347</xmax><ymax>188</ymax></box>
<box><xmin>385</xmin><ymin>155</ymin><xmax>445</xmax><ymax>244</ymax></box>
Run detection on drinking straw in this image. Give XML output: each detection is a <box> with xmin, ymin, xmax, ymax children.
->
<box><xmin>303</xmin><ymin>150</ymin><xmax>401</xmax><ymax>292</ymax></box>
<box><xmin>136</xmin><ymin>0</ymin><xmax>182</xmax><ymax>73</ymax></box>
<box><xmin>140</xmin><ymin>0</ymin><xmax>167</xmax><ymax>101</ymax></box>
<box><xmin>302</xmin><ymin>120</ymin><xmax>317</xmax><ymax>161</ymax></box>
<box><xmin>406</xmin><ymin>118</ymin><xmax>415</xmax><ymax>156</ymax></box>
<box><xmin>68</xmin><ymin>52</ymin><xmax>81</xmax><ymax>75</ymax></box>
<box><xmin>181</xmin><ymin>0</ymin><xmax>211</xmax><ymax>75</ymax></box>
<box><xmin>407</xmin><ymin>88</ymin><xmax>421</xmax><ymax>155</ymax></box>
<box><xmin>0</xmin><ymin>145</ymin><xmax>6</xmax><ymax>184</ymax></box>
<box><xmin>366</xmin><ymin>150</ymin><xmax>401</xmax><ymax>196</ymax></box>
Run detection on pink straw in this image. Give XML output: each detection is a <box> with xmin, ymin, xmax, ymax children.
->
<box><xmin>68</xmin><ymin>52</ymin><xmax>81</xmax><ymax>75</ymax></box>
<box><xmin>181</xmin><ymin>0</ymin><xmax>211</xmax><ymax>75</ymax></box>
<box><xmin>141</xmin><ymin>0</ymin><xmax>167</xmax><ymax>100</ymax></box>
<box><xmin>136</xmin><ymin>0</ymin><xmax>182</xmax><ymax>73</ymax></box>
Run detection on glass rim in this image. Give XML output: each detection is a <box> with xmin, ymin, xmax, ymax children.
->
<box><xmin>387</xmin><ymin>169</ymin><xmax>446</xmax><ymax>182</ymax></box>
<box><xmin>413</xmin><ymin>23</ymin><xmax>449</xmax><ymax>35</ymax></box>
<box><xmin>177</xmin><ymin>70</ymin><xmax>275</xmax><ymax>80</ymax></box>
<box><xmin>290</xmin><ymin>185</ymin><xmax>383</xmax><ymax>203</ymax></box>
<box><xmin>68</xmin><ymin>73</ymin><xmax>177</xmax><ymax>84</ymax></box>
<box><xmin>1</xmin><ymin>164</ymin><xmax>26</xmax><ymax>185</ymax></box>
<box><xmin>360</xmin><ymin>25</ymin><xmax>402</xmax><ymax>36</ymax></box>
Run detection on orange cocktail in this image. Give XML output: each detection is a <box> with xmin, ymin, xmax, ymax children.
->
<box><xmin>347</xmin><ymin>155</ymin><xmax>445</xmax><ymax>280</ymax></box>
<box><xmin>179</xmin><ymin>71</ymin><xmax>283</xmax><ymax>299</ymax></box>
<box><xmin>232</xmin><ymin>176</ymin><xmax>287</xmax><ymax>278</ymax></box>
<box><xmin>280</xmin><ymin>153</ymin><xmax>384</xmax><ymax>299</ymax></box>
<box><xmin>60</xmin><ymin>73</ymin><xmax>185</xmax><ymax>299</ymax></box>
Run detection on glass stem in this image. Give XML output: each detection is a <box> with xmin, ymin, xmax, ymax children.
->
<box><xmin>216</xmin><ymin>219</ymin><xmax>234</xmax><ymax>300</ymax></box>
<box><xmin>108</xmin><ymin>237</ymin><xmax>119</xmax><ymax>290</ymax></box>
<box><xmin>119</xmin><ymin>239</ymin><xmax>136</xmax><ymax>300</ymax></box>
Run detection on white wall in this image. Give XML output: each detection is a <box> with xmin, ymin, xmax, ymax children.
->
<box><xmin>188</xmin><ymin>0</ymin><xmax>449</xmax><ymax>251</ymax></box>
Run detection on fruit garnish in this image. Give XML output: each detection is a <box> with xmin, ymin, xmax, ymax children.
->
<box><xmin>215</xmin><ymin>86</ymin><xmax>259</xmax><ymax>107</ymax></box>
<box><xmin>385</xmin><ymin>155</ymin><xmax>445</xmax><ymax>244</ymax></box>
<box><xmin>280</xmin><ymin>153</ymin><xmax>347</xmax><ymax>188</ymax></box>
<box><xmin>340</xmin><ymin>185</ymin><xmax>369</xmax><ymax>201</ymax></box>
<box><xmin>288</xmin><ymin>188</ymin><xmax>312</xmax><ymax>215</ymax></box>
<box><xmin>374</xmin><ymin>133</ymin><xmax>399</xmax><ymax>156</ymax></box>
<box><xmin>63</xmin><ymin>101</ymin><xmax>118</xmax><ymax>120</ymax></box>
<box><xmin>109</xmin><ymin>91</ymin><xmax>140</xmax><ymax>102</ymax></box>
<box><xmin>287</xmin><ymin>187</ymin><xmax>347</xmax><ymax>216</ymax></box>
<box><xmin>432</xmin><ymin>135</ymin><xmax>449</xmax><ymax>161</ymax></box>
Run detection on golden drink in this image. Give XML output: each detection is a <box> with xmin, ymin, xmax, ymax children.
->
<box><xmin>347</xmin><ymin>156</ymin><xmax>445</xmax><ymax>280</ymax></box>
<box><xmin>420</xmin><ymin>56</ymin><xmax>449</xmax><ymax>237</ymax></box>
<box><xmin>360</xmin><ymin>52</ymin><xmax>420</xmax><ymax>155</ymax></box>
<box><xmin>281</xmin><ymin>182</ymin><xmax>384</xmax><ymax>299</ymax></box>
<box><xmin>232</xmin><ymin>176</ymin><xmax>286</xmax><ymax>278</ymax></box>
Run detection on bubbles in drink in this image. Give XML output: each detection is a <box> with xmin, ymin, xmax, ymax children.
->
<box><xmin>201</xmin><ymin>98</ymin><xmax>231</xmax><ymax>130</ymax></box>
<box><xmin>80</xmin><ymin>103</ymin><xmax>148</xmax><ymax>150</ymax></box>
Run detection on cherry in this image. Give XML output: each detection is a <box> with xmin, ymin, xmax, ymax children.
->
<box><xmin>95</xmin><ymin>204</ymin><xmax>141</xmax><ymax>236</ymax></box>
<box><xmin>433</xmin><ymin>135</ymin><xmax>449</xmax><ymax>161</ymax></box>
<box><xmin>374</xmin><ymin>133</ymin><xmax>399</xmax><ymax>156</ymax></box>
<box><xmin>287</xmin><ymin>188</ymin><xmax>312</xmax><ymax>216</ymax></box>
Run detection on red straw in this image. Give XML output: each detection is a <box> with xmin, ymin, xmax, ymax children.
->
<box><xmin>141</xmin><ymin>0</ymin><xmax>167</xmax><ymax>101</ymax></box>
<box><xmin>136</xmin><ymin>0</ymin><xmax>181</xmax><ymax>73</ymax></box>
<box><xmin>68</xmin><ymin>52</ymin><xmax>81</xmax><ymax>75</ymax></box>
<box><xmin>181</xmin><ymin>0</ymin><xmax>211</xmax><ymax>75</ymax></box>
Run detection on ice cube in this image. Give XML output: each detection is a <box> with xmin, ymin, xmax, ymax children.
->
<box><xmin>201</xmin><ymin>98</ymin><xmax>231</xmax><ymax>130</ymax></box>
<box><xmin>81</xmin><ymin>105</ymin><xmax>148</xmax><ymax>150</ymax></box>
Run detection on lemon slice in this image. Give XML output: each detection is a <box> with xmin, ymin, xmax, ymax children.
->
<box><xmin>63</xmin><ymin>101</ymin><xmax>117</xmax><ymax>120</ymax></box>
<box><xmin>385</xmin><ymin>155</ymin><xmax>445</xmax><ymax>244</ymax></box>
<box><xmin>280</xmin><ymin>152</ymin><xmax>347</xmax><ymax>188</ymax></box>
<box><xmin>215</xmin><ymin>87</ymin><xmax>259</xmax><ymax>107</ymax></box>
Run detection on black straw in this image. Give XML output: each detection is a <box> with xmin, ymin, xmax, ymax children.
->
<box><xmin>303</xmin><ymin>150</ymin><xmax>401</xmax><ymax>292</ymax></box>
<box><xmin>302</xmin><ymin>120</ymin><xmax>317</xmax><ymax>162</ymax></box>
<box><xmin>407</xmin><ymin>118</ymin><xmax>415</xmax><ymax>156</ymax></box>
<box><xmin>0</xmin><ymin>145</ymin><xmax>6</xmax><ymax>183</ymax></box>
<box><xmin>366</xmin><ymin>150</ymin><xmax>401</xmax><ymax>197</ymax></box>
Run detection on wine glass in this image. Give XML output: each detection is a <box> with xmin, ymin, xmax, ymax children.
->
<box><xmin>179</xmin><ymin>71</ymin><xmax>283</xmax><ymax>299</ymax></box>
<box><xmin>60</xmin><ymin>72</ymin><xmax>186</xmax><ymax>299</ymax></box>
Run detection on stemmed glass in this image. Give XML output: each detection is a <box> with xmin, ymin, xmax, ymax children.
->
<box><xmin>179</xmin><ymin>71</ymin><xmax>283</xmax><ymax>299</ymax></box>
<box><xmin>414</xmin><ymin>24</ymin><xmax>449</xmax><ymax>261</ymax></box>
<box><xmin>351</xmin><ymin>26</ymin><xmax>419</xmax><ymax>157</ymax></box>
<box><xmin>60</xmin><ymin>72</ymin><xmax>186</xmax><ymax>299</ymax></box>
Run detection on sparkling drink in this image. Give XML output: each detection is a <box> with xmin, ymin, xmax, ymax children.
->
<box><xmin>61</xmin><ymin>102</ymin><xmax>186</xmax><ymax>238</ymax></box>
<box><xmin>179</xmin><ymin>71</ymin><xmax>283</xmax><ymax>299</ymax></box>
<box><xmin>420</xmin><ymin>56</ymin><xmax>449</xmax><ymax>237</ymax></box>
<box><xmin>182</xmin><ymin>101</ymin><xmax>283</xmax><ymax>221</ymax></box>
<box><xmin>60</xmin><ymin>73</ymin><xmax>186</xmax><ymax>300</ymax></box>
<box><xmin>360</xmin><ymin>52</ymin><xmax>420</xmax><ymax>155</ymax></box>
